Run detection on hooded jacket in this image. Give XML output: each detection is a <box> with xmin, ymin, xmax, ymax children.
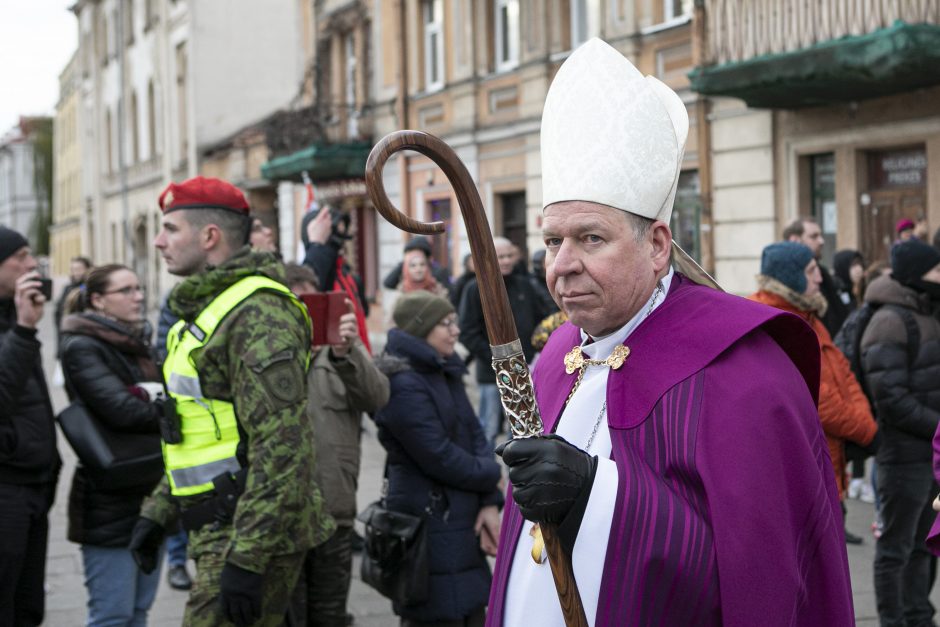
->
<box><xmin>60</xmin><ymin>312</ymin><xmax>162</xmax><ymax>546</ymax></box>
<box><xmin>375</xmin><ymin>328</ymin><xmax>502</xmax><ymax>622</ymax></box>
<box><xmin>750</xmin><ymin>277</ymin><xmax>877</xmax><ymax>494</ymax></box>
<box><xmin>860</xmin><ymin>274</ymin><xmax>940</xmax><ymax>465</ymax></box>
<box><xmin>0</xmin><ymin>299</ymin><xmax>60</xmax><ymax>485</ymax></box>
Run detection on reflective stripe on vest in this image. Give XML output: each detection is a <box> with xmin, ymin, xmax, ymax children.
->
<box><xmin>162</xmin><ymin>276</ymin><xmax>310</xmax><ymax>497</ymax></box>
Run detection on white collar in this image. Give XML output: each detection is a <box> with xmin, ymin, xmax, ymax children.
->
<box><xmin>579</xmin><ymin>266</ymin><xmax>674</xmax><ymax>360</ymax></box>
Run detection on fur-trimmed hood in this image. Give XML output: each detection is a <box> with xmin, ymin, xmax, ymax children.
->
<box><xmin>755</xmin><ymin>274</ymin><xmax>828</xmax><ymax>318</ymax></box>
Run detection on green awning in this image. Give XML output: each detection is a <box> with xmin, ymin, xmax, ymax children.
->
<box><xmin>688</xmin><ymin>21</ymin><xmax>940</xmax><ymax>109</ymax></box>
<box><xmin>261</xmin><ymin>141</ymin><xmax>372</xmax><ymax>182</ymax></box>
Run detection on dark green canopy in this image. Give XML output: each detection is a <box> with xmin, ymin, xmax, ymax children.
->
<box><xmin>688</xmin><ymin>21</ymin><xmax>940</xmax><ymax>108</ymax></box>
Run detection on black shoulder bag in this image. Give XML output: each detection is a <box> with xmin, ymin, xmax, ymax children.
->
<box><xmin>357</xmin><ymin>468</ymin><xmax>438</xmax><ymax>607</ymax></box>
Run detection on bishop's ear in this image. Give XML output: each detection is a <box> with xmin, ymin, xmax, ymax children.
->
<box><xmin>649</xmin><ymin>221</ymin><xmax>672</xmax><ymax>273</ymax></box>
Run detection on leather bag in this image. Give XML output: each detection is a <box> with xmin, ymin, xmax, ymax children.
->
<box><xmin>57</xmin><ymin>401</ymin><xmax>164</xmax><ymax>489</ymax></box>
<box><xmin>357</xmin><ymin>499</ymin><xmax>429</xmax><ymax>606</ymax></box>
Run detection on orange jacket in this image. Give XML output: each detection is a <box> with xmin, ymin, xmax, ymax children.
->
<box><xmin>750</xmin><ymin>289</ymin><xmax>878</xmax><ymax>495</ymax></box>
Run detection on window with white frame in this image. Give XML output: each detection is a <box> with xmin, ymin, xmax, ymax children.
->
<box><xmin>570</xmin><ymin>0</ymin><xmax>599</xmax><ymax>49</ymax></box>
<box><xmin>495</xmin><ymin>0</ymin><xmax>519</xmax><ymax>72</ymax></box>
<box><xmin>423</xmin><ymin>0</ymin><xmax>444</xmax><ymax>91</ymax></box>
<box><xmin>664</xmin><ymin>0</ymin><xmax>685</xmax><ymax>21</ymax></box>
<box><xmin>345</xmin><ymin>33</ymin><xmax>358</xmax><ymax>137</ymax></box>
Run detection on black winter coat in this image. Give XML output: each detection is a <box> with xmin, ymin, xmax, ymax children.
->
<box><xmin>375</xmin><ymin>329</ymin><xmax>502</xmax><ymax>622</ymax></box>
<box><xmin>459</xmin><ymin>274</ymin><xmax>550</xmax><ymax>383</ymax></box>
<box><xmin>860</xmin><ymin>276</ymin><xmax>940</xmax><ymax>465</ymax></box>
<box><xmin>60</xmin><ymin>313</ymin><xmax>163</xmax><ymax>547</ymax></box>
<box><xmin>0</xmin><ymin>300</ymin><xmax>60</xmax><ymax>485</ymax></box>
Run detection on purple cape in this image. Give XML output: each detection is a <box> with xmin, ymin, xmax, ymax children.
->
<box><xmin>486</xmin><ymin>274</ymin><xmax>854</xmax><ymax>626</ymax></box>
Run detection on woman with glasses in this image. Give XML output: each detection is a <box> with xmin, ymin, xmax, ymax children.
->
<box><xmin>375</xmin><ymin>291</ymin><xmax>502</xmax><ymax>627</ymax></box>
<box><xmin>60</xmin><ymin>264</ymin><xmax>165</xmax><ymax>627</ymax></box>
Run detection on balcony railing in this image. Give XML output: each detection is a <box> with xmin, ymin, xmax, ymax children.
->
<box><xmin>705</xmin><ymin>0</ymin><xmax>940</xmax><ymax>65</ymax></box>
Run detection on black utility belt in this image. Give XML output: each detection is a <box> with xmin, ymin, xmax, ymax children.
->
<box><xmin>178</xmin><ymin>468</ymin><xmax>247</xmax><ymax>533</ymax></box>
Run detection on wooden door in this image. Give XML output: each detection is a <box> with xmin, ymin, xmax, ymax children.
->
<box><xmin>861</xmin><ymin>189</ymin><xmax>926</xmax><ymax>263</ymax></box>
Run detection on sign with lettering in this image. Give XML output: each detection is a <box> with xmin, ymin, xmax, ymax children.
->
<box><xmin>869</xmin><ymin>148</ymin><xmax>927</xmax><ymax>189</ymax></box>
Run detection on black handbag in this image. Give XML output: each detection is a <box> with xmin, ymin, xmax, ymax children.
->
<box><xmin>57</xmin><ymin>400</ymin><xmax>164</xmax><ymax>489</ymax></box>
<box><xmin>357</xmin><ymin>479</ymin><xmax>432</xmax><ymax>606</ymax></box>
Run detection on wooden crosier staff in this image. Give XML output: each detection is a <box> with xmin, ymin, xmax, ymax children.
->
<box><xmin>365</xmin><ymin>130</ymin><xmax>589</xmax><ymax>627</ymax></box>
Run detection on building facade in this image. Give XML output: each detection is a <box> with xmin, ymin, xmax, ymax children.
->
<box><xmin>51</xmin><ymin>53</ymin><xmax>86</xmax><ymax>275</ymax></box>
<box><xmin>258</xmin><ymin>0</ymin><xmax>380</xmax><ymax>299</ymax></box>
<box><xmin>691</xmin><ymin>0</ymin><xmax>940</xmax><ymax>293</ymax></box>
<box><xmin>368</xmin><ymin>0</ymin><xmax>706</xmax><ymax>303</ymax></box>
<box><xmin>0</xmin><ymin>118</ymin><xmax>50</xmax><ymax>243</ymax></box>
<box><xmin>67</xmin><ymin>0</ymin><xmax>304</xmax><ymax>299</ymax></box>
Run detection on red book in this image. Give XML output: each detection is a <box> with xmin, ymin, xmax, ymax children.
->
<box><xmin>300</xmin><ymin>291</ymin><xmax>347</xmax><ymax>346</ymax></box>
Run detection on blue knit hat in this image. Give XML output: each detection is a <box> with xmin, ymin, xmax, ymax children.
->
<box><xmin>761</xmin><ymin>242</ymin><xmax>815</xmax><ymax>293</ymax></box>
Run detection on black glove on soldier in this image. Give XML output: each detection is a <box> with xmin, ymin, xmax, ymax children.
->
<box><xmin>128</xmin><ymin>518</ymin><xmax>165</xmax><ymax>574</ymax></box>
<box><xmin>220</xmin><ymin>562</ymin><xmax>264</xmax><ymax>626</ymax></box>
<box><xmin>496</xmin><ymin>434</ymin><xmax>598</xmax><ymax>532</ymax></box>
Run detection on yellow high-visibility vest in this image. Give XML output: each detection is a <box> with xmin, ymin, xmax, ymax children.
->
<box><xmin>162</xmin><ymin>276</ymin><xmax>309</xmax><ymax>497</ymax></box>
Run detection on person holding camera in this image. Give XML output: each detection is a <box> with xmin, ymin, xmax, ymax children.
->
<box><xmin>129</xmin><ymin>177</ymin><xmax>334</xmax><ymax>626</ymax></box>
<box><xmin>0</xmin><ymin>226</ymin><xmax>61</xmax><ymax>626</ymax></box>
<box><xmin>284</xmin><ymin>263</ymin><xmax>390</xmax><ymax>626</ymax></box>
<box><xmin>301</xmin><ymin>206</ymin><xmax>372</xmax><ymax>352</ymax></box>
<box><xmin>60</xmin><ymin>264</ymin><xmax>165</xmax><ymax>626</ymax></box>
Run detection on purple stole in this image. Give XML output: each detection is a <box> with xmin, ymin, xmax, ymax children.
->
<box><xmin>485</xmin><ymin>274</ymin><xmax>821</xmax><ymax>626</ymax></box>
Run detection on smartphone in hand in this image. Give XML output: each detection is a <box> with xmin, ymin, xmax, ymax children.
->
<box><xmin>38</xmin><ymin>278</ymin><xmax>53</xmax><ymax>301</ymax></box>
<box><xmin>300</xmin><ymin>291</ymin><xmax>348</xmax><ymax>346</ymax></box>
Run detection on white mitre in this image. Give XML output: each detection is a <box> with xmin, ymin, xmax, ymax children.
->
<box><xmin>541</xmin><ymin>38</ymin><xmax>689</xmax><ymax>223</ymax></box>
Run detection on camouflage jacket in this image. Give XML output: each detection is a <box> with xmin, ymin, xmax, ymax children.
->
<box><xmin>141</xmin><ymin>247</ymin><xmax>334</xmax><ymax>573</ymax></box>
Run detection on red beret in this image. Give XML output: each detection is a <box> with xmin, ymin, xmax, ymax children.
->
<box><xmin>896</xmin><ymin>217</ymin><xmax>915</xmax><ymax>234</ymax></box>
<box><xmin>158</xmin><ymin>176</ymin><xmax>250</xmax><ymax>215</ymax></box>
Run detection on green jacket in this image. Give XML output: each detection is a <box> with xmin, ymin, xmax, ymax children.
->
<box><xmin>308</xmin><ymin>340</ymin><xmax>389</xmax><ymax>526</ymax></box>
<box><xmin>142</xmin><ymin>247</ymin><xmax>334</xmax><ymax>573</ymax></box>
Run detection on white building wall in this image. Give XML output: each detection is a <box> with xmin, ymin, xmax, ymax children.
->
<box><xmin>190</xmin><ymin>0</ymin><xmax>303</xmax><ymax>147</ymax></box>
<box><xmin>0</xmin><ymin>140</ymin><xmax>39</xmax><ymax>237</ymax></box>
<box><xmin>709</xmin><ymin>97</ymin><xmax>776</xmax><ymax>295</ymax></box>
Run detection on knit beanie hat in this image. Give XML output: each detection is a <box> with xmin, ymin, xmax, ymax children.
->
<box><xmin>891</xmin><ymin>239</ymin><xmax>940</xmax><ymax>285</ymax></box>
<box><xmin>760</xmin><ymin>242</ymin><xmax>815</xmax><ymax>293</ymax></box>
<box><xmin>404</xmin><ymin>236</ymin><xmax>433</xmax><ymax>257</ymax></box>
<box><xmin>393</xmin><ymin>291</ymin><xmax>455</xmax><ymax>339</ymax></box>
<box><xmin>0</xmin><ymin>227</ymin><xmax>29</xmax><ymax>264</ymax></box>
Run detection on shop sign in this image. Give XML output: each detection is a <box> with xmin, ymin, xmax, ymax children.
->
<box><xmin>869</xmin><ymin>149</ymin><xmax>927</xmax><ymax>188</ymax></box>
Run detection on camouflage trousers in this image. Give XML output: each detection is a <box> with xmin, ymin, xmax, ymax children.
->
<box><xmin>288</xmin><ymin>526</ymin><xmax>353</xmax><ymax>626</ymax></box>
<box><xmin>183</xmin><ymin>524</ymin><xmax>304</xmax><ymax>626</ymax></box>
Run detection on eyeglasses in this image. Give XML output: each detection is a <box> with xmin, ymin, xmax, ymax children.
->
<box><xmin>437</xmin><ymin>318</ymin><xmax>459</xmax><ymax>329</ymax></box>
<box><xmin>104</xmin><ymin>285</ymin><xmax>145</xmax><ymax>296</ymax></box>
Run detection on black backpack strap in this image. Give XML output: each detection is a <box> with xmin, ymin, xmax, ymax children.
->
<box><xmin>883</xmin><ymin>304</ymin><xmax>920</xmax><ymax>369</ymax></box>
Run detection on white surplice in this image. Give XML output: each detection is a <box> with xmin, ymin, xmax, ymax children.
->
<box><xmin>503</xmin><ymin>267</ymin><xmax>673</xmax><ymax>626</ymax></box>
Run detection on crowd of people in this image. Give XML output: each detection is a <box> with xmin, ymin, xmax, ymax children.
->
<box><xmin>3</xmin><ymin>35</ymin><xmax>940</xmax><ymax>627</ymax></box>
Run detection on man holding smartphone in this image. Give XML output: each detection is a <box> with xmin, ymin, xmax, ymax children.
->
<box><xmin>0</xmin><ymin>226</ymin><xmax>61</xmax><ymax>626</ymax></box>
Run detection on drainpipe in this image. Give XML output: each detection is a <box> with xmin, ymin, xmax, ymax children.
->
<box><xmin>397</xmin><ymin>0</ymin><xmax>411</xmax><ymax>219</ymax></box>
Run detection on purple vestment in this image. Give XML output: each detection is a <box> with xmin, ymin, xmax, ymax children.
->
<box><xmin>486</xmin><ymin>274</ymin><xmax>854</xmax><ymax>626</ymax></box>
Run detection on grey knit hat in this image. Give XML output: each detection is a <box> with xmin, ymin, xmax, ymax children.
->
<box><xmin>393</xmin><ymin>291</ymin><xmax>455</xmax><ymax>339</ymax></box>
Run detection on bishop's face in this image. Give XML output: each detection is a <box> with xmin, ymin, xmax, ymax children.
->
<box><xmin>542</xmin><ymin>201</ymin><xmax>670</xmax><ymax>337</ymax></box>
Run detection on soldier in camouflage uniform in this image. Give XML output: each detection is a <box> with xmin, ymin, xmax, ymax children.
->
<box><xmin>129</xmin><ymin>176</ymin><xmax>333</xmax><ymax>627</ymax></box>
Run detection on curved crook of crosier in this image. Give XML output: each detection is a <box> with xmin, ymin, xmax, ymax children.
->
<box><xmin>364</xmin><ymin>130</ymin><xmax>468</xmax><ymax>236</ymax></box>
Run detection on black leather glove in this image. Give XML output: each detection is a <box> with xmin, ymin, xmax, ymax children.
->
<box><xmin>128</xmin><ymin>518</ymin><xmax>165</xmax><ymax>574</ymax></box>
<box><xmin>220</xmin><ymin>562</ymin><xmax>264</xmax><ymax>626</ymax></box>
<box><xmin>496</xmin><ymin>434</ymin><xmax>598</xmax><ymax>524</ymax></box>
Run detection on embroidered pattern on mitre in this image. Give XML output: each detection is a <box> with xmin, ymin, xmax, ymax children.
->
<box><xmin>540</xmin><ymin>38</ymin><xmax>689</xmax><ymax>223</ymax></box>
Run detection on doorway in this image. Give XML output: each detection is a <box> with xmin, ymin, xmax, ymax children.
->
<box><xmin>861</xmin><ymin>147</ymin><xmax>927</xmax><ymax>263</ymax></box>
